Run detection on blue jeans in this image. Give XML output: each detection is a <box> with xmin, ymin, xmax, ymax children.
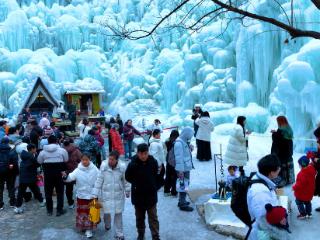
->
<box><xmin>124</xmin><ymin>140</ymin><xmax>133</xmax><ymax>159</ymax></box>
<box><xmin>296</xmin><ymin>199</ymin><xmax>312</xmax><ymax>216</ymax></box>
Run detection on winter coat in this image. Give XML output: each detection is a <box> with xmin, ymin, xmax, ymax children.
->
<box><xmin>8</xmin><ymin>134</ymin><xmax>22</xmax><ymax>145</ymax></box>
<box><xmin>149</xmin><ymin>138</ymin><xmax>166</xmax><ymax>166</ymax></box>
<box><xmin>39</xmin><ymin>117</ymin><xmax>50</xmax><ymax>129</ymax></box>
<box><xmin>19</xmin><ymin>150</ymin><xmax>40</xmax><ymax>184</ymax></box>
<box><xmin>78</xmin><ymin>123</ymin><xmax>91</xmax><ymax>139</ymax></box>
<box><xmin>79</xmin><ymin>134</ymin><xmax>100</xmax><ymax>158</ymax></box>
<box><xmin>66</xmin><ymin>162</ymin><xmax>99</xmax><ymax>200</ymax></box>
<box><xmin>0</xmin><ymin>143</ymin><xmax>19</xmax><ymax>175</ymax></box>
<box><xmin>174</xmin><ymin>127</ymin><xmax>194</xmax><ymax>173</ymax></box>
<box><xmin>0</xmin><ymin>127</ymin><xmax>6</xmax><ymax>140</ymax></box>
<box><xmin>95</xmin><ymin>133</ymin><xmax>105</xmax><ymax>147</ymax></box>
<box><xmin>125</xmin><ymin>155</ymin><xmax>159</xmax><ymax>208</ymax></box>
<box><xmin>256</xmin><ymin>217</ymin><xmax>290</xmax><ymax>240</ymax></box>
<box><xmin>293</xmin><ymin>165</ymin><xmax>316</xmax><ymax>202</ymax></box>
<box><xmin>195</xmin><ymin>117</ymin><xmax>214</xmax><ymax>142</ymax></box>
<box><xmin>123</xmin><ymin>124</ymin><xmax>141</xmax><ymax>141</ymax></box>
<box><xmin>64</xmin><ymin>144</ymin><xmax>82</xmax><ymax>174</ymax></box>
<box><xmin>30</xmin><ymin>126</ymin><xmax>43</xmax><ymax>146</ymax></box>
<box><xmin>271</xmin><ymin>129</ymin><xmax>293</xmax><ymax>162</ymax></box>
<box><xmin>38</xmin><ymin>144</ymin><xmax>69</xmax><ymax>164</ymax></box>
<box><xmin>247</xmin><ymin>172</ymin><xmax>278</xmax><ymax>240</ymax></box>
<box><xmin>92</xmin><ymin>161</ymin><xmax>130</xmax><ymax>213</ymax></box>
<box><xmin>224</xmin><ymin>124</ymin><xmax>248</xmax><ymax>167</ymax></box>
<box><xmin>110</xmin><ymin>129</ymin><xmax>124</xmax><ymax>155</ymax></box>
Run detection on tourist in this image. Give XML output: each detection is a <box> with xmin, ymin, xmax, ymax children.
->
<box><xmin>109</xmin><ymin>124</ymin><xmax>125</xmax><ymax>157</ymax></box>
<box><xmin>93</xmin><ymin>151</ymin><xmax>130</xmax><ymax>240</ymax></box>
<box><xmin>29</xmin><ymin>120</ymin><xmax>43</xmax><ymax>148</ymax></box>
<box><xmin>149</xmin><ymin>119</ymin><xmax>163</xmax><ymax>133</ymax></box>
<box><xmin>125</xmin><ymin>143</ymin><xmax>160</xmax><ymax>240</ymax></box>
<box><xmin>106</xmin><ymin>117</ymin><xmax>116</xmax><ymax>153</ymax></box>
<box><xmin>14</xmin><ymin>144</ymin><xmax>45</xmax><ymax>214</ymax></box>
<box><xmin>21</xmin><ymin>107</ymin><xmax>31</xmax><ymax>123</ymax></box>
<box><xmin>247</xmin><ymin>154</ymin><xmax>280</xmax><ymax>240</ymax></box>
<box><xmin>79</xmin><ymin>129</ymin><xmax>100</xmax><ymax>166</ymax></box>
<box><xmin>174</xmin><ymin>127</ymin><xmax>194</xmax><ymax>212</ymax></box>
<box><xmin>39</xmin><ymin>112</ymin><xmax>50</xmax><ymax>129</ymax></box>
<box><xmin>115</xmin><ymin>114</ymin><xmax>124</xmax><ymax>135</ymax></box>
<box><xmin>50</xmin><ymin>122</ymin><xmax>63</xmax><ymax>142</ymax></box>
<box><xmin>149</xmin><ymin>129</ymin><xmax>165</xmax><ymax>188</ymax></box>
<box><xmin>224</xmin><ymin>116</ymin><xmax>249</xmax><ymax>176</ymax></box>
<box><xmin>226</xmin><ymin>166</ymin><xmax>239</xmax><ymax>192</ymax></box>
<box><xmin>8</xmin><ymin>126</ymin><xmax>22</xmax><ymax>145</ymax></box>
<box><xmin>293</xmin><ymin>156</ymin><xmax>316</xmax><ymax>219</ymax></box>
<box><xmin>123</xmin><ymin>119</ymin><xmax>142</xmax><ymax>160</ymax></box>
<box><xmin>78</xmin><ymin>118</ymin><xmax>91</xmax><ymax>139</ymax></box>
<box><xmin>0</xmin><ymin>137</ymin><xmax>19</xmax><ymax>209</ymax></box>
<box><xmin>98</xmin><ymin>108</ymin><xmax>105</xmax><ymax>117</ymax></box>
<box><xmin>191</xmin><ymin>104</ymin><xmax>203</xmax><ymax>137</ymax></box>
<box><xmin>63</xmin><ymin>138</ymin><xmax>82</xmax><ymax>209</ymax></box>
<box><xmin>271</xmin><ymin>116</ymin><xmax>294</xmax><ymax>186</ymax></box>
<box><xmin>62</xmin><ymin>153</ymin><xmax>99</xmax><ymax>239</ymax></box>
<box><xmin>195</xmin><ymin>111</ymin><xmax>214</xmax><ymax>161</ymax></box>
<box><xmin>37</xmin><ymin>135</ymin><xmax>69</xmax><ymax>216</ymax></box>
<box><xmin>164</xmin><ymin>130</ymin><xmax>179</xmax><ymax>197</ymax></box>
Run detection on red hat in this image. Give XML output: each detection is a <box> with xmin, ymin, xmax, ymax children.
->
<box><xmin>265</xmin><ymin>204</ymin><xmax>287</xmax><ymax>225</ymax></box>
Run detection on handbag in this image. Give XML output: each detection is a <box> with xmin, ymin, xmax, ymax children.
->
<box><xmin>89</xmin><ymin>199</ymin><xmax>102</xmax><ymax>224</ymax></box>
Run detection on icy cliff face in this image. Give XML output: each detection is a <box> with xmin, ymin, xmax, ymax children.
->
<box><xmin>0</xmin><ymin>0</ymin><xmax>320</xmax><ymax>134</ymax></box>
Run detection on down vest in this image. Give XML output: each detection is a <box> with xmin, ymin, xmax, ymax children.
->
<box><xmin>92</xmin><ymin>161</ymin><xmax>130</xmax><ymax>213</ymax></box>
<box><xmin>66</xmin><ymin>162</ymin><xmax>99</xmax><ymax>200</ymax></box>
<box><xmin>224</xmin><ymin>124</ymin><xmax>248</xmax><ymax>166</ymax></box>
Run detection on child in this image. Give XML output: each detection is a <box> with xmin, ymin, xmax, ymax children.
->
<box><xmin>92</xmin><ymin>151</ymin><xmax>130</xmax><ymax>240</ymax></box>
<box><xmin>14</xmin><ymin>143</ymin><xmax>45</xmax><ymax>214</ymax></box>
<box><xmin>256</xmin><ymin>204</ymin><xmax>291</xmax><ymax>240</ymax></box>
<box><xmin>292</xmin><ymin>156</ymin><xmax>316</xmax><ymax>219</ymax></box>
<box><xmin>226</xmin><ymin>166</ymin><xmax>239</xmax><ymax>191</ymax></box>
<box><xmin>63</xmin><ymin>153</ymin><xmax>99</xmax><ymax>238</ymax></box>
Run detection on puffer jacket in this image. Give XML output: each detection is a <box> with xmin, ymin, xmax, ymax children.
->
<box><xmin>37</xmin><ymin>144</ymin><xmax>69</xmax><ymax>164</ymax></box>
<box><xmin>149</xmin><ymin>138</ymin><xmax>166</xmax><ymax>166</ymax></box>
<box><xmin>110</xmin><ymin>129</ymin><xmax>124</xmax><ymax>155</ymax></box>
<box><xmin>174</xmin><ymin>127</ymin><xmax>194</xmax><ymax>172</ymax></box>
<box><xmin>293</xmin><ymin>164</ymin><xmax>316</xmax><ymax>202</ymax></box>
<box><xmin>224</xmin><ymin>124</ymin><xmax>248</xmax><ymax>166</ymax></box>
<box><xmin>19</xmin><ymin>150</ymin><xmax>40</xmax><ymax>184</ymax></box>
<box><xmin>247</xmin><ymin>173</ymin><xmax>278</xmax><ymax>240</ymax></box>
<box><xmin>92</xmin><ymin>161</ymin><xmax>130</xmax><ymax>213</ymax></box>
<box><xmin>64</xmin><ymin>144</ymin><xmax>82</xmax><ymax>174</ymax></box>
<box><xmin>66</xmin><ymin>162</ymin><xmax>99</xmax><ymax>200</ymax></box>
<box><xmin>256</xmin><ymin>217</ymin><xmax>290</xmax><ymax>240</ymax></box>
<box><xmin>195</xmin><ymin>117</ymin><xmax>214</xmax><ymax>142</ymax></box>
<box><xmin>0</xmin><ymin>143</ymin><xmax>19</xmax><ymax>175</ymax></box>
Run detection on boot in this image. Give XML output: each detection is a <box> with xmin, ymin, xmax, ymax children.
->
<box><xmin>179</xmin><ymin>205</ymin><xmax>194</xmax><ymax>212</ymax></box>
<box><xmin>137</xmin><ymin>233</ymin><xmax>145</xmax><ymax>240</ymax></box>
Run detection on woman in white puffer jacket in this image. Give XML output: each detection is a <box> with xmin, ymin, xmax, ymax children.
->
<box><xmin>63</xmin><ymin>153</ymin><xmax>99</xmax><ymax>239</ymax></box>
<box><xmin>224</xmin><ymin>116</ymin><xmax>248</xmax><ymax>176</ymax></box>
<box><xmin>92</xmin><ymin>151</ymin><xmax>130</xmax><ymax>240</ymax></box>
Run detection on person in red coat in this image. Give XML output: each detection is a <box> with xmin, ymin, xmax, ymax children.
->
<box><xmin>110</xmin><ymin>124</ymin><xmax>125</xmax><ymax>156</ymax></box>
<box><xmin>292</xmin><ymin>156</ymin><xmax>316</xmax><ymax>219</ymax></box>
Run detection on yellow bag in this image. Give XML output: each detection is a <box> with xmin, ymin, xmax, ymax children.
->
<box><xmin>89</xmin><ymin>199</ymin><xmax>102</xmax><ymax>224</ymax></box>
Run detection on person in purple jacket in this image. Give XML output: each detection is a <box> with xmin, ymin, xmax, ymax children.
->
<box><xmin>123</xmin><ymin>120</ymin><xmax>141</xmax><ymax>160</ymax></box>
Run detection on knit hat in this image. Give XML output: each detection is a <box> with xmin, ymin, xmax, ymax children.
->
<box><xmin>265</xmin><ymin>204</ymin><xmax>287</xmax><ymax>225</ymax></box>
<box><xmin>298</xmin><ymin>156</ymin><xmax>310</xmax><ymax>167</ymax></box>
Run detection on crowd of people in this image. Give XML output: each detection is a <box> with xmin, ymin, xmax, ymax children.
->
<box><xmin>1</xmin><ymin>104</ymin><xmax>320</xmax><ymax>240</ymax></box>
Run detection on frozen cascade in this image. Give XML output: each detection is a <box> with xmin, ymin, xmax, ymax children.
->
<box><xmin>0</xmin><ymin>0</ymin><xmax>320</xmax><ymax>136</ymax></box>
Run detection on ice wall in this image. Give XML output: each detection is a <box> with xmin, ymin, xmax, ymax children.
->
<box><xmin>0</xmin><ymin>0</ymin><xmax>320</xmax><ymax>134</ymax></box>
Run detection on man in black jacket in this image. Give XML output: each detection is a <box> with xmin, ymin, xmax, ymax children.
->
<box><xmin>14</xmin><ymin>144</ymin><xmax>44</xmax><ymax>214</ymax></box>
<box><xmin>125</xmin><ymin>143</ymin><xmax>160</xmax><ymax>240</ymax></box>
<box><xmin>0</xmin><ymin>137</ymin><xmax>19</xmax><ymax>209</ymax></box>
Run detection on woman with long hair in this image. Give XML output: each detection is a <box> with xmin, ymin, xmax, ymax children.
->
<box><xmin>271</xmin><ymin>116</ymin><xmax>294</xmax><ymax>186</ymax></box>
<box><xmin>224</xmin><ymin>116</ymin><xmax>248</xmax><ymax>176</ymax></box>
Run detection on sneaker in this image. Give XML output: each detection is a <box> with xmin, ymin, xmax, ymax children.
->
<box><xmin>40</xmin><ymin>201</ymin><xmax>46</xmax><ymax>207</ymax></box>
<box><xmin>85</xmin><ymin>230</ymin><xmax>93</xmax><ymax>238</ymax></box>
<box><xmin>177</xmin><ymin>201</ymin><xmax>190</xmax><ymax>208</ymax></box>
<box><xmin>179</xmin><ymin>205</ymin><xmax>194</xmax><ymax>212</ymax></box>
<box><xmin>307</xmin><ymin>214</ymin><xmax>312</xmax><ymax>219</ymax></box>
<box><xmin>14</xmin><ymin>207</ymin><xmax>23</xmax><ymax>214</ymax></box>
<box><xmin>56</xmin><ymin>209</ymin><xmax>67</xmax><ymax>217</ymax></box>
<box><xmin>297</xmin><ymin>214</ymin><xmax>306</xmax><ymax>220</ymax></box>
<box><xmin>68</xmin><ymin>204</ymin><xmax>75</xmax><ymax>209</ymax></box>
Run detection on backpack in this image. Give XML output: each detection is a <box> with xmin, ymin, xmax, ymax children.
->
<box><xmin>231</xmin><ymin>172</ymin><xmax>271</xmax><ymax>238</ymax></box>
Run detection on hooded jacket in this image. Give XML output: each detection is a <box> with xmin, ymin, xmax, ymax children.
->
<box><xmin>92</xmin><ymin>161</ymin><xmax>130</xmax><ymax>213</ymax></box>
<box><xmin>174</xmin><ymin>127</ymin><xmax>194</xmax><ymax>172</ymax></box>
<box><xmin>0</xmin><ymin>143</ymin><xmax>19</xmax><ymax>175</ymax></box>
<box><xmin>149</xmin><ymin>137</ymin><xmax>166</xmax><ymax>166</ymax></box>
<box><xmin>65</xmin><ymin>162</ymin><xmax>99</xmax><ymax>200</ymax></box>
<box><xmin>293</xmin><ymin>164</ymin><xmax>316</xmax><ymax>202</ymax></box>
<box><xmin>64</xmin><ymin>144</ymin><xmax>82</xmax><ymax>173</ymax></box>
<box><xmin>110</xmin><ymin>128</ymin><xmax>124</xmax><ymax>155</ymax></box>
<box><xmin>195</xmin><ymin>117</ymin><xmax>214</xmax><ymax>142</ymax></box>
<box><xmin>19</xmin><ymin>150</ymin><xmax>40</xmax><ymax>184</ymax></box>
